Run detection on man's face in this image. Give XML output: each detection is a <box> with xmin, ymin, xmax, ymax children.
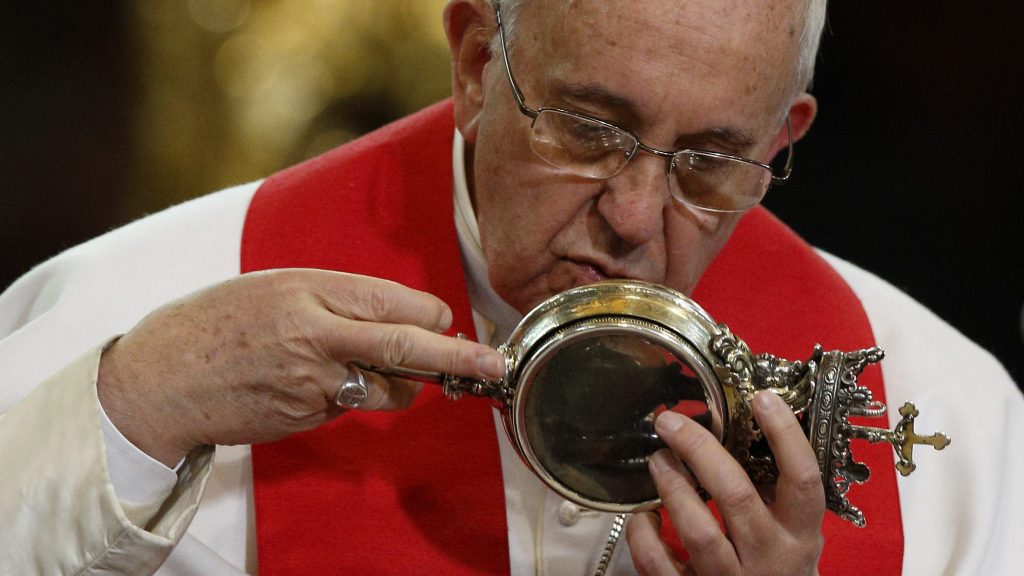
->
<box><xmin>464</xmin><ymin>0</ymin><xmax>807</xmax><ymax>314</ymax></box>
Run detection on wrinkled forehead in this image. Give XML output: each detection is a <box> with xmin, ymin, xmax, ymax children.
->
<box><xmin>515</xmin><ymin>0</ymin><xmax>806</xmax><ymax>120</ymax></box>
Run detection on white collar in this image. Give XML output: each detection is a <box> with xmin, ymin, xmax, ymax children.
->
<box><xmin>452</xmin><ymin>130</ymin><xmax>523</xmax><ymax>346</ymax></box>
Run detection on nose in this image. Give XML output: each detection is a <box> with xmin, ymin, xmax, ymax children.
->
<box><xmin>595</xmin><ymin>154</ymin><xmax>669</xmax><ymax>246</ymax></box>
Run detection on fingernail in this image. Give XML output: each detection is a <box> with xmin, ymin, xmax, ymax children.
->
<box><xmin>651</xmin><ymin>449</ymin><xmax>676</xmax><ymax>473</ymax></box>
<box><xmin>656</xmin><ymin>410</ymin><xmax>684</xmax><ymax>434</ymax></box>
<box><xmin>478</xmin><ymin>352</ymin><xmax>505</xmax><ymax>379</ymax></box>
<box><xmin>438</xmin><ymin>307</ymin><xmax>453</xmax><ymax>332</ymax></box>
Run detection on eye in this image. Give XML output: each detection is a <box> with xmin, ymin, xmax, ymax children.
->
<box><xmin>684</xmin><ymin>153</ymin><xmax>718</xmax><ymax>173</ymax></box>
<box><xmin>566</xmin><ymin>120</ymin><xmax>631</xmax><ymax>162</ymax></box>
<box><xmin>569</xmin><ymin>120</ymin><xmax>619</xmax><ymax>144</ymax></box>
<box><xmin>673</xmin><ymin>153</ymin><xmax>731</xmax><ymax>201</ymax></box>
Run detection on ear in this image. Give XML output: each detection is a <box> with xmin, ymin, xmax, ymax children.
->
<box><xmin>444</xmin><ymin>0</ymin><xmax>495</xmax><ymax>143</ymax></box>
<box><xmin>766</xmin><ymin>92</ymin><xmax>818</xmax><ymax>158</ymax></box>
<box><xmin>786</xmin><ymin>92</ymin><xmax>817</xmax><ymax>143</ymax></box>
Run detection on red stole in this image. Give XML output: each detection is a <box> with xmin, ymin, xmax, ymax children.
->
<box><xmin>242</xmin><ymin>100</ymin><xmax>903</xmax><ymax>574</ymax></box>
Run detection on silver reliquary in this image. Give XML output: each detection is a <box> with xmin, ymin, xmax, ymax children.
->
<box><xmin>368</xmin><ymin>280</ymin><xmax>949</xmax><ymax>526</ymax></box>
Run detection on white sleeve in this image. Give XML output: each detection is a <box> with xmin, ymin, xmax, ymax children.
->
<box><xmin>0</xmin><ymin>346</ymin><xmax>214</xmax><ymax>573</ymax></box>
<box><xmin>822</xmin><ymin>251</ymin><xmax>1024</xmax><ymax>576</ymax></box>
<box><xmin>98</xmin><ymin>373</ymin><xmax>182</xmax><ymax>523</ymax></box>
<box><xmin>0</xmin><ymin>182</ymin><xmax>259</xmax><ymax>573</ymax></box>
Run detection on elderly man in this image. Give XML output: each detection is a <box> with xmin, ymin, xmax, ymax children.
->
<box><xmin>1</xmin><ymin>0</ymin><xmax>1021</xmax><ymax>574</ymax></box>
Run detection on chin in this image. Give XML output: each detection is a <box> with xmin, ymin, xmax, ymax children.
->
<box><xmin>490</xmin><ymin>280</ymin><xmax>546</xmax><ymax>316</ymax></box>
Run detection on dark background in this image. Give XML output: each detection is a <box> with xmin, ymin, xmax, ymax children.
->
<box><xmin>2</xmin><ymin>2</ymin><xmax>1021</xmax><ymax>387</ymax></box>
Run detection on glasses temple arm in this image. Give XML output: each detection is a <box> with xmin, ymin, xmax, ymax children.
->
<box><xmin>771</xmin><ymin>116</ymin><xmax>794</xmax><ymax>184</ymax></box>
<box><xmin>495</xmin><ymin>6</ymin><xmax>538</xmax><ymax>119</ymax></box>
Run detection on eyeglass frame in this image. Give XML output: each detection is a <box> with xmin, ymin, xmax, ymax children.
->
<box><xmin>493</xmin><ymin>5</ymin><xmax>794</xmax><ymax>212</ymax></box>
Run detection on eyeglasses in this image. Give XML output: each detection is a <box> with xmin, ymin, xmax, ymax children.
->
<box><xmin>494</xmin><ymin>7</ymin><xmax>794</xmax><ymax>213</ymax></box>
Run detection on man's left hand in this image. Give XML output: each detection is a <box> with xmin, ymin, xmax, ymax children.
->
<box><xmin>626</xmin><ymin>391</ymin><xmax>825</xmax><ymax>575</ymax></box>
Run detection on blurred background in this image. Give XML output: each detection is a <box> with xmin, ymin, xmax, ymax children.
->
<box><xmin>2</xmin><ymin>1</ymin><xmax>1021</xmax><ymax>386</ymax></box>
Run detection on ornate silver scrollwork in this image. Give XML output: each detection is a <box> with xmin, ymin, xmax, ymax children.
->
<box><xmin>709</xmin><ymin>336</ymin><xmax>950</xmax><ymax>527</ymax></box>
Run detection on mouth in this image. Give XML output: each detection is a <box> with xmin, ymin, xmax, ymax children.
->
<box><xmin>567</xmin><ymin>258</ymin><xmax>630</xmax><ymax>285</ymax></box>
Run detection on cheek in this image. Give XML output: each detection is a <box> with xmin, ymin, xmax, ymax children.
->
<box><xmin>472</xmin><ymin>158</ymin><xmax>552</xmax><ymax>306</ymax></box>
<box><xmin>476</xmin><ymin>170</ymin><xmax>600</xmax><ymax>313</ymax></box>
<box><xmin>477</xmin><ymin>187</ymin><xmax>586</xmax><ymax>311</ymax></box>
<box><xmin>663</xmin><ymin>208</ymin><xmax>742</xmax><ymax>295</ymax></box>
<box><xmin>474</xmin><ymin>146</ymin><xmax>544</xmax><ymax>261</ymax></box>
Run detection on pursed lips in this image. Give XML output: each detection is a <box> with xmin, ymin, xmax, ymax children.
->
<box><xmin>566</xmin><ymin>256</ymin><xmax>634</xmax><ymax>284</ymax></box>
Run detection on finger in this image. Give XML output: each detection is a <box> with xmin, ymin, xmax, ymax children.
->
<box><xmin>626</xmin><ymin>511</ymin><xmax>686</xmax><ymax>576</ymax></box>
<box><xmin>355</xmin><ymin>371</ymin><xmax>424</xmax><ymax>411</ymax></box>
<box><xmin>654</xmin><ymin>410</ymin><xmax>771</xmax><ymax>565</ymax></box>
<box><xmin>752</xmin><ymin>391</ymin><xmax>825</xmax><ymax>532</ymax></box>
<box><xmin>648</xmin><ymin>447</ymin><xmax>739</xmax><ymax>575</ymax></box>
<box><xmin>324</xmin><ymin>319</ymin><xmax>506</xmax><ymax>380</ymax></box>
<box><xmin>312</xmin><ymin>271</ymin><xmax>454</xmax><ymax>332</ymax></box>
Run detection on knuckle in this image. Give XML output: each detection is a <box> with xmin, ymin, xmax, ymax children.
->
<box><xmin>655</xmin><ymin>462</ymin><xmax>696</xmax><ymax>497</ymax></box>
<box><xmin>683</xmin><ymin>523</ymin><xmax>723</xmax><ymax>554</ymax></box>
<box><xmin>810</xmin><ymin>532</ymin><xmax>825</xmax><ymax>557</ymax></box>
<box><xmin>265</xmin><ymin>384</ymin><xmax>323</xmax><ymax>425</ymax></box>
<box><xmin>447</xmin><ymin>338</ymin><xmax>476</xmax><ymax>373</ymax></box>
<box><xmin>434</xmin><ymin>301</ymin><xmax>451</xmax><ymax>328</ymax></box>
<box><xmin>791</xmin><ymin>465</ymin><xmax>825</xmax><ymax>497</ymax></box>
<box><xmin>279</xmin><ymin>322</ymin><xmax>321</xmax><ymax>360</ymax></box>
<box><xmin>378</xmin><ymin>326</ymin><xmax>415</xmax><ymax>367</ymax></box>
<box><xmin>367</xmin><ymin>282</ymin><xmax>393</xmax><ymax>320</ymax></box>
<box><xmin>268</xmin><ymin>268</ymin><xmax>307</xmax><ymax>296</ymax></box>
<box><xmin>716</xmin><ymin>480</ymin><xmax>760</xmax><ymax>512</ymax></box>
<box><xmin>281</xmin><ymin>361</ymin><xmax>317</xmax><ymax>385</ymax></box>
<box><xmin>630</xmin><ymin>547</ymin><xmax>663</xmax><ymax>576</ymax></box>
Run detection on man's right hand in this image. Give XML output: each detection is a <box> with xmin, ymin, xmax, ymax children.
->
<box><xmin>96</xmin><ymin>269</ymin><xmax>506</xmax><ymax>467</ymax></box>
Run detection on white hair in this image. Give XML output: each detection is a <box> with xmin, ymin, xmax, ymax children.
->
<box><xmin>796</xmin><ymin>0</ymin><xmax>828</xmax><ymax>91</ymax></box>
<box><xmin>488</xmin><ymin>0</ymin><xmax>827</xmax><ymax>93</ymax></box>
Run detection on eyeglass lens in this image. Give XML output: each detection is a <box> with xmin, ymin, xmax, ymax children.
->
<box><xmin>530</xmin><ymin>109</ymin><xmax>773</xmax><ymax>212</ymax></box>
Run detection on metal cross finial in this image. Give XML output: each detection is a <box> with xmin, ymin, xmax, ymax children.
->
<box><xmin>849</xmin><ymin>401</ymin><xmax>951</xmax><ymax>476</ymax></box>
<box><xmin>891</xmin><ymin>402</ymin><xmax>951</xmax><ymax>475</ymax></box>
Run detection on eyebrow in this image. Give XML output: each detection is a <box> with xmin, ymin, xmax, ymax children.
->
<box><xmin>697</xmin><ymin>127</ymin><xmax>758</xmax><ymax>152</ymax></box>
<box><xmin>552</xmin><ymin>80</ymin><xmax>760</xmax><ymax>152</ymax></box>
<box><xmin>555</xmin><ymin>81</ymin><xmax>641</xmax><ymax>124</ymax></box>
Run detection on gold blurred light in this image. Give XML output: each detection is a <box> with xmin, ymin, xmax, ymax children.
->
<box><xmin>188</xmin><ymin>0</ymin><xmax>251</xmax><ymax>33</ymax></box>
<box><xmin>127</xmin><ymin>0</ymin><xmax>450</xmax><ymax>220</ymax></box>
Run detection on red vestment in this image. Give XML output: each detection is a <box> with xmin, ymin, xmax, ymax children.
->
<box><xmin>242</xmin><ymin>100</ymin><xmax>903</xmax><ymax>574</ymax></box>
